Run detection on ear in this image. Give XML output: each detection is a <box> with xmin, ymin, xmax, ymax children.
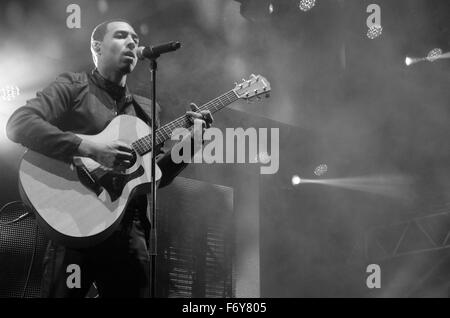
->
<box><xmin>91</xmin><ymin>40</ymin><xmax>102</xmax><ymax>55</ymax></box>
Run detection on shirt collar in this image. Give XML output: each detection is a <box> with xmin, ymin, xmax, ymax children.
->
<box><xmin>91</xmin><ymin>68</ymin><xmax>132</xmax><ymax>102</ymax></box>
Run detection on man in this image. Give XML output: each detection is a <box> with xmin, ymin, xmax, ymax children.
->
<box><xmin>6</xmin><ymin>19</ymin><xmax>212</xmax><ymax>297</ymax></box>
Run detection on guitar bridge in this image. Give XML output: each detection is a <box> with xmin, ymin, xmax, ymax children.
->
<box><xmin>74</xmin><ymin>160</ymin><xmax>103</xmax><ymax>196</ymax></box>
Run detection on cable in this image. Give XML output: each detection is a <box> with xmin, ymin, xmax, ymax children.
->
<box><xmin>0</xmin><ymin>201</ymin><xmax>29</xmax><ymax>225</ymax></box>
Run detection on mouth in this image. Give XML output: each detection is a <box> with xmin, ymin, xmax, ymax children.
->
<box><xmin>123</xmin><ymin>51</ymin><xmax>136</xmax><ymax>59</ymax></box>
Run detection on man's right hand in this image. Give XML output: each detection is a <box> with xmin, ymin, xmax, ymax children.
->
<box><xmin>77</xmin><ymin>139</ymin><xmax>133</xmax><ymax>171</ymax></box>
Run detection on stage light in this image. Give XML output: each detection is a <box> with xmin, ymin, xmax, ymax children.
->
<box><xmin>405</xmin><ymin>57</ymin><xmax>413</xmax><ymax>66</ymax></box>
<box><xmin>292</xmin><ymin>175</ymin><xmax>301</xmax><ymax>186</ymax></box>
<box><xmin>255</xmin><ymin>152</ymin><xmax>270</xmax><ymax>164</ymax></box>
<box><xmin>0</xmin><ymin>86</ymin><xmax>20</xmax><ymax>101</ymax></box>
<box><xmin>314</xmin><ymin>164</ymin><xmax>328</xmax><ymax>176</ymax></box>
<box><xmin>269</xmin><ymin>3</ymin><xmax>274</xmax><ymax>14</ymax></box>
<box><xmin>289</xmin><ymin>175</ymin><xmax>413</xmax><ymax>200</ymax></box>
<box><xmin>427</xmin><ymin>48</ymin><xmax>442</xmax><ymax>62</ymax></box>
<box><xmin>404</xmin><ymin>48</ymin><xmax>450</xmax><ymax>67</ymax></box>
<box><xmin>404</xmin><ymin>56</ymin><xmax>425</xmax><ymax>66</ymax></box>
<box><xmin>367</xmin><ymin>25</ymin><xmax>382</xmax><ymax>39</ymax></box>
<box><xmin>299</xmin><ymin>0</ymin><xmax>316</xmax><ymax>12</ymax></box>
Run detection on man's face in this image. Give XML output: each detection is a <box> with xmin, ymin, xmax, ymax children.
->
<box><xmin>98</xmin><ymin>21</ymin><xmax>139</xmax><ymax>74</ymax></box>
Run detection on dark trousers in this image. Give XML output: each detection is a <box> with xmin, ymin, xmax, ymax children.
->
<box><xmin>40</xmin><ymin>208</ymin><xmax>151</xmax><ymax>298</ymax></box>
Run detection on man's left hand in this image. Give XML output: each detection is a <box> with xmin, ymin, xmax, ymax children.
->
<box><xmin>186</xmin><ymin>103</ymin><xmax>214</xmax><ymax>131</ymax></box>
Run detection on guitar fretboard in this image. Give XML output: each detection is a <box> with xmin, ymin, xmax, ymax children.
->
<box><xmin>131</xmin><ymin>90</ymin><xmax>238</xmax><ymax>155</ymax></box>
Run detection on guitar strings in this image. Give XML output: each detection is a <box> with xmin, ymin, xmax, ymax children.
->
<box><xmin>132</xmin><ymin>90</ymin><xmax>238</xmax><ymax>155</ymax></box>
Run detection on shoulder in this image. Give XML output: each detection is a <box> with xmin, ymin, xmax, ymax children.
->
<box><xmin>54</xmin><ymin>71</ymin><xmax>89</xmax><ymax>86</ymax></box>
<box><xmin>37</xmin><ymin>71</ymin><xmax>88</xmax><ymax>100</ymax></box>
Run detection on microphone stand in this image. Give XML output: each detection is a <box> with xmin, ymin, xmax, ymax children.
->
<box><xmin>148</xmin><ymin>56</ymin><xmax>158</xmax><ymax>299</ymax></box>
<box><xmin>140</xmin><ymin>42</ymin><xmax>180</xmax><ymax>298</ymax></box>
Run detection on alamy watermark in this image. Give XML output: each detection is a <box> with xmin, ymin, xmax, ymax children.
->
<box><xmin>170</xmin><ymin>121</ymin><xmax>279</xmax><ymax>175</ymax></box>
<box><xmin>366</xmin><ymin>264</ymin><xmax>381</xmax><ymax>289</ymax></box>
<box><xmin>366</xmin><ymin>4</ymin><xmax>382</xmax><ymax>39</ymax></box>
<box><xmin>66</xmin><ymin>4</ymin><xmax>81</xmax><ymax>29</ymax></box>
<box><xmin>66</xmin><ymin>264</ymin><xmax>81</xmax><ymax>289</ymax></box>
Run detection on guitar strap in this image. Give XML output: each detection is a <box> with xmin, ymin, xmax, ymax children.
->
<box><xmin>130</xmin><ymin>95</ymin><xmax>156</xmax><ymax>129</ymax></box>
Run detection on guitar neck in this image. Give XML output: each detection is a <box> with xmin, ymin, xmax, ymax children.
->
<box><xmin>132</xmin><ymin>90</ymin><xmax>239</xmax><ymax>155</ymax></box>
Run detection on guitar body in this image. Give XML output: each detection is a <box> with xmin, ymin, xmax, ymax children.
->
<box><xmin>18</xmin><ymin>115</ymin><xmax>161</xmax><ymax>248</ymax></box>
<box><xmin>16</xmin><ymin>74</ymin><xmax>271</xmax><ymax>248</ymax></box>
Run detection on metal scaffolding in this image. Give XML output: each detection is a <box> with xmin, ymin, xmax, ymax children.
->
<box><xmin>365</xmin><ymin>203</ymin><xmax>450</xmax><ymax>262</ymax></box>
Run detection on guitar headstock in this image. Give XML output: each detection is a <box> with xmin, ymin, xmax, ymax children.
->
<box><xmin>233</xmin><ymin>74</ymin><xmax>271</xmax><ymax>101</ymax></box>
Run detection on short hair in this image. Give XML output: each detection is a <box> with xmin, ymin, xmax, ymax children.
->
<box><xmin>90</xmin><ymin>19</ymin><xmax>134</xmax><ymax>66</ymax></box>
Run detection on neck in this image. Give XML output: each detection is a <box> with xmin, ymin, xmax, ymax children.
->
<box><xmin>97</xmin><ymin>65</ymin><xmax>127</xmax><ymax>87</ymax></box>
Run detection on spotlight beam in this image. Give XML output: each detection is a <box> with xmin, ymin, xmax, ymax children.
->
<box><xmin>405</xmin><ymin>51</ymin><xmax>450</xmax><ymax>66</ymax></box>
<box><xmin>405</xmin><ymin>56</ymin><xmax>426</xmax><ymax>66</ymax></box>
<box><xmin>292</xmin><ymin>175</ymin><xmax>414</xmax><ymax>200</ymax></box>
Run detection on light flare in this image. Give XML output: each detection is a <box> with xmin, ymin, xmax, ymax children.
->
<box><xmin>291</xmin><ymin>174</ymin><xmax>414</xmax><ymax>200</ymax></box>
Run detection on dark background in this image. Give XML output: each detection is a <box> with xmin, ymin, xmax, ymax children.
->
<box><xmin>0</xmin><ymin>0</ymin><xmax>449</xmax><ymax>297</ymax></box>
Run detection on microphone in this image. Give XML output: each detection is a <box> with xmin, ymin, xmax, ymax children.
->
<box><xmin>137</xmin><ymin>42</ymin><xmax>181</xmax><ymax>60</ymax></box>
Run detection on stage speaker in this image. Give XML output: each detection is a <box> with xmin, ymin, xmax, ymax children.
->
<box><xmin>0</xmin><ymin>201</ymin><xmax>49</xmax><ymax>298</ymax></box>
<box><xmin>0</xmin><ymin>177</ymin><xmax>235</xmax><ymax>298</ymax></box>
<box><xmin>156</xmin><ymin>177</ymin><xmax>235</xmax><ymax>298</ymax></box>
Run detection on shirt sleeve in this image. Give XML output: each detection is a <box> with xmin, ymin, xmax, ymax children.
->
<box><xmin>156</xmin><ymin>142</ymin><xmax>190</xmax><ymax>188</ymax></box>
<box><xmin>6</xmin><ymin>73</ymin><xmax>83</xmax><ymax>162</ymax></box>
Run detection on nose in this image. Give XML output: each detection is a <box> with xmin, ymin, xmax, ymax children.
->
<box><xmin>126</xmin><ymin>40</ymin><xmax>136</xmax><ymax>50</ymax></box>
<box><xmin>126</xmin><ymin>35</ymin><xmax>136</xmax><ymax>50</ymax></box>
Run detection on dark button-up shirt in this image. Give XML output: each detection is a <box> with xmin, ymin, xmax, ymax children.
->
<box><xmin>6</xmin><ymin>69</ymin><xmax>188</xmax><ymax>224</ymax></box>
